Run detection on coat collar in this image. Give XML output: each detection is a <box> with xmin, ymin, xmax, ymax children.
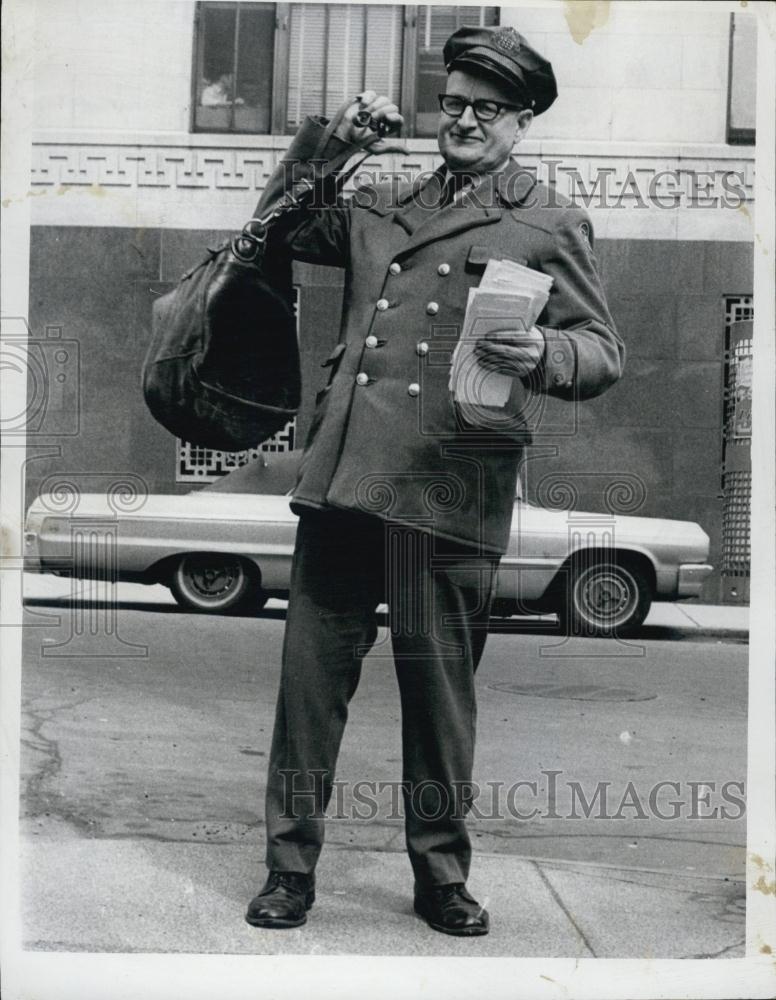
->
<box><xmin>392</xmin><ymin>158</ymin><xmax>537</xmax><ymax>256</ymax></box>
<box><xmin>494</xmin><ymin>159</ymin><xmax>538</xmax><ymax>207</ymax></box>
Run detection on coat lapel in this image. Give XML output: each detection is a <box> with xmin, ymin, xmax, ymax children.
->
<box><xmin>391</xmin><ymin>158</ymin><xmax>537</xmax><ymax>257</ymax></box>
<box><xmin>391</xmin><ymin>167</ymin><xmax>446</xmax><ymax>236</ymax></box>
<box><xmin>495</xmin><ymin>161</ymin><xmax>537</xmax><ymax>208</ymax></box>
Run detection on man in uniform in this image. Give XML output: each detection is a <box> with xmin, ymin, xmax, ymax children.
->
<box><xmin>246</xmin><ymin>25</ymin><xmax>624</xmax><ymax>936</ymax></box>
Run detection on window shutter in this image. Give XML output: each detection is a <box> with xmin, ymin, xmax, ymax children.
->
<box><xmin>363</xmin><ymin>6</ymin><xmax>403</xmax><ymax>112</ymax></box>
<box><xmin>288</xmin><ymin>4</ymin><xmax>327</xmax><ymax>126</ymax></box>
<box><xmin>287</xmin><ymin>4</ymin><xmax>403</xmax><ymax>131</ymax></box>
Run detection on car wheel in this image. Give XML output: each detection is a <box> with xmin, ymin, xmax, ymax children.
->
<box><xmin>558</xmin><ymin>558</ymin><xmax>652</xmax><ymax>638</ymax></box>
<box><xmin>170</xmin><ymin>554</ymin><xmax>266</xmax><ymax>614</ymax></box>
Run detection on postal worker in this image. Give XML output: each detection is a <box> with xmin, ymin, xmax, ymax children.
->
<box><xmin>246</xmin><ymin>25</ymin><xmax>624</xmax><ymax>937</ymax></box>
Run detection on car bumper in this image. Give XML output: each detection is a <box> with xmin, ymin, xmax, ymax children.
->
<box><xmin>23</xmin><ymin>530</ymin><xmax>42</xmax><ymax>572</ymax></box>
<box><xmin>676</xmin><ymin>563</ymin><xmax>714</xmax><ymax>598</ymax></box>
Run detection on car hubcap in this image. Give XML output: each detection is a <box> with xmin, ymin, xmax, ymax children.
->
<box><xmin>575</xmin><ymin>568</ymin><xmax>637</xmax><ymax>628</ymax></box>
<box><xmin>185</xmin><ymin>557</ymin><xmax>242</xmax><ymax>600</ymax></box>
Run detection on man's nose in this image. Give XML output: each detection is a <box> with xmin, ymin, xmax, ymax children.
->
<box><xmin>457</xmin><ymin>105</ymin><xmax>479</xmax><ymax>129</ymax></box>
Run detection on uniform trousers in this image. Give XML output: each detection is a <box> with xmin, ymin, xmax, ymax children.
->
<box><xmin>264</xmin><ymin>508</ymin><xmax>500</xmax><ymax>887</ymax></box>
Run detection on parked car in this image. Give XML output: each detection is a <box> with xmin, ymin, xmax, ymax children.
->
<box><xmin>24</xmin><ymin>451</ymin><xmax>712</xmax><ymax>636</ymax></box>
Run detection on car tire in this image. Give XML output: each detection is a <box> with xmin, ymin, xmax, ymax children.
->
<box><xmin>558</xmin><ymin>558</ymin><xmax>652</xmax><ymax>638</ymax></box>
<box><xmin>170</xmin><ymin>554</ymin><xmax>266</xmax><ymax>615</ymax></box>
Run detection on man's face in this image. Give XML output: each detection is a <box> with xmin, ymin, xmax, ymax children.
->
<box><xmin>437</xmin><ymin>68</ymin><xmax>533</xmax><ymax>175</ymax></box>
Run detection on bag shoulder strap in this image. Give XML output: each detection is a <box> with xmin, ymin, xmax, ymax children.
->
<box><xmin>234</xmin><ymin>100</ymin><xmax>385</xmax><ymax>261</ymax></box>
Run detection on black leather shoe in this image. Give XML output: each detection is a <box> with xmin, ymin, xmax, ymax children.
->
<box><xmin>414</xmin><ymin>883</ymin><xmax>489</xmax><ymax>936</ymax></box>
<box><xmin>245</xmin><ymin>871</ymin><xmax>315</xmax><ymax>928</ymax></box>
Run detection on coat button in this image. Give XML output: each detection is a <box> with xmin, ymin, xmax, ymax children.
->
<box><xmin>376</xmin><ymin>298</ymin><xmax>389</xmax><ymax>311</ymax></box>
<box><xmin>389</xmin><ymin>262</ymin><xmax>402</xmax><ymax>275</ymax></box>
<box><xmin>416</xmin><ymin>341</ymin><xmax>429</xmax><ymax>356</ymax></box>
<box><xmin>426</xmin><ymin>301</ymin><xmax>439</xmax><ymax>315</ymax></box>
<box><xmin>365</xmin><ymin>335</ymin><xmax>378</xmax><ymax>348</ymax></box>
<box><xmin>356</xmin><ymin>372</ymin><xmax>369</xmax><ymax>386</ymax></box>
<box><xmin>407</xmin><ymin>383</ymin><xmax>420</xmax><ymax>397</ymax></box>
<box><xmin>437</xmin><ymin>263</ymin><xmax>450</xmax><ymax>276</ymax></box>
<box><xmin>553</xmin><ymin>373</ymin><xmax>566</xmax><ymax>385</ymax></box>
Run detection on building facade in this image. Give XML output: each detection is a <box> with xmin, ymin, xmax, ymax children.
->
<box><xmin>27</xmin><ymin>1</ymin><xmax>756</xmax><ymax>602</ymax></box>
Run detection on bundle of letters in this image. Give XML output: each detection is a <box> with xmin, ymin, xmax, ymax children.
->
<box><xmin>449</xmin><ymin>258</ymin><xmax>554</xmax><ymax>407</ymax></box>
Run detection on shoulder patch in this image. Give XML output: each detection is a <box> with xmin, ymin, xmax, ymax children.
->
<box><xmin>575</xmin><ymin>217</ymin><xmax>597</xmax><ymax>255</ymax></box>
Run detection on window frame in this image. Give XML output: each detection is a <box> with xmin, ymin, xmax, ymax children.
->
<box><xmin>191</xmin><ymin>0</ymin><xmax>279</xmax><ymax>135</ymax></box>
<box><xmin>400</xmin><ymin>5</ymin><xmax>420</xmax><ymax>136</ymax></box>
<box><xmin>726</xmin><ymin>12</ymin><xmax>756</xmax><ymax>146</ymax></box>
<box><xmin>271</xmin><ymin>3</ymin><xmax>291</xmax><ymax>133</ymax></box>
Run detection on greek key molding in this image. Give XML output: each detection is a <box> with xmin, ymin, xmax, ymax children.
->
<box><xmin>31</xmin><ymin>145</ymin><xmax>278</xmax><ymax>191</ymax></box>
<box><xmin>29</xmin><ymin>135</ymin><xmax>756</xmax><ymax>239</ymax></box>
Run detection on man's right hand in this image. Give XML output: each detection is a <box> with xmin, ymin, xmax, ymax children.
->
<box><xmin>334</xmin><ymin>91</ymin><xmax>409</xmax><ymax>155</ymax></box>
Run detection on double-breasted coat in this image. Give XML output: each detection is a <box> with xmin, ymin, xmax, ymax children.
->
<box><xmin>260</xmin><ymin>118</ymin><xmax>624</xmax><ymax>554</ymax></box>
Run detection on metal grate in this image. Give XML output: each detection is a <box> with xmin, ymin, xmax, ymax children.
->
<box><xmin>176</xmin><ymin>286</ymin><xmax>299</xmax><ymax>483</ymax></box>
<box><xmin>721</xmin><ymin>296</ymin><xmax>753</xmax><ymax>587</ymax></box>
<box><xmin>726</xmin><ymin>296</ymin><xmax>754</xmax><ymax>324</ymax></box>
<box><xmin>176</xmin><ymin>423</ymin><xmax>296</xmax><ymax>483</ymax></box>
<box><xmin>721</xmin><ymin>469</ymin><xmax>751</xmax><ymax>575</ymax></box>
<box><xmin>723</xmin><ymin>296</ymin><xmax>754</xmax><ymax>444</ymax></box>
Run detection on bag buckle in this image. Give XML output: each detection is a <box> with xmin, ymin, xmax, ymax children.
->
<box><xmin>231</xmin><ymin>176</ymin><xmax>316</xmax><ymax>263</ymax></box>
<box><xmin>231</xmin><ymin>220</ymin><xmax>267</xmax><ymax>263</ymax></box>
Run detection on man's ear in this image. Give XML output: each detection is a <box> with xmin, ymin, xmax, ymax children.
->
<box><xmin>515</xmin><ymin>109</ymin><xmax>534</xmax><ymax>143</ymax></box>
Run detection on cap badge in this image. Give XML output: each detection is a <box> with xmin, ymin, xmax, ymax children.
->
<box><xmin>494</xmin><ymin>27</ymin><xmax>521</xmax><ymax>53</ymax></box>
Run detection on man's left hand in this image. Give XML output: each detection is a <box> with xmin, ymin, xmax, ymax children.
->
<box><xmin>474</xmin><ymin>326</ymin><xmax>545</xmax><ymax>377</ymax></box>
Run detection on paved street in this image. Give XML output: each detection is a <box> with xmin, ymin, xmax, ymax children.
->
<box><xmin>19</xmin><ymin>578</ymin><xmax>748</xmax><ymax>957</ymax></box>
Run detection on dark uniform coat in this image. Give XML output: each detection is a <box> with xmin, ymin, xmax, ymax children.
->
<box><xmin>261</xmin><ymin>119</ymin><xmax>624</xmax><ymax>554</ymax></box>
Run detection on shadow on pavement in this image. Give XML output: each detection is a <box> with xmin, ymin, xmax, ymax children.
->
<box><xmin>23</xmin><ymin>597</ymin><xmax>748</xmax><ymax>644</ymax></box>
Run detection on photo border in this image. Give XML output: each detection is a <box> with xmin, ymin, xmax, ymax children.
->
<box><xmin>1</xmin><ymin>1</ymin><xmax>774</xmax><ymax>997</ymax></box>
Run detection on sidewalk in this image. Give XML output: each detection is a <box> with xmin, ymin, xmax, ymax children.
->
<box><xmin>18</xmin><ymin>576</ymin><xmax>748</xmax><ymax>958</ymax></box>
<box><xmin>643</xmin><ymin>601</ymin><xmax>749</xmax><ymax>637</ymax></box>
<box><xmin>21</xmin><ymin>823</ymin><xmax>745</xmax><ymax>958</ymax></box>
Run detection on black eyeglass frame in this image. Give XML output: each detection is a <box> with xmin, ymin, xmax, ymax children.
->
<box><xmin>437</xmin><ymin>93</ymin><xmax>527</xmax><ymax>122</ymax></box>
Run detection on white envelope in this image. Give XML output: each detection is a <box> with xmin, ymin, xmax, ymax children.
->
<box><xmin>450</xmin><ymin>259</ymin><xmax>554</xmax><ymax>408</ymax></box>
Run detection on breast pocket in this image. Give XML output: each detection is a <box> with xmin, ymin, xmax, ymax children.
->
<box><xmin>465</xmin><ymin>244</ymin><xmax>528</xmax><ymax>276</ymax></box>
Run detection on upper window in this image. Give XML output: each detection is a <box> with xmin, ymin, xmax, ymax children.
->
<box><xmin>192</xmin><ymin>2</ymin><xmax>498</xmax><ymax>137</ymax></box>
<box><xmin>193</xmin><ymin>2</ymin><xmax>276</xmax><ymax>133</ymax></box>
<box><xmin>727</xmin><ymin>12</ymin><xmax>756</xmax><ymax>144</ymax></box>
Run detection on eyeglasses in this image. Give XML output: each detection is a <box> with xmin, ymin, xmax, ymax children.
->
<box><xmin>437</xmin><ymin>93</ymin><xmax>525</xmax><ymax>123</ymax></box>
